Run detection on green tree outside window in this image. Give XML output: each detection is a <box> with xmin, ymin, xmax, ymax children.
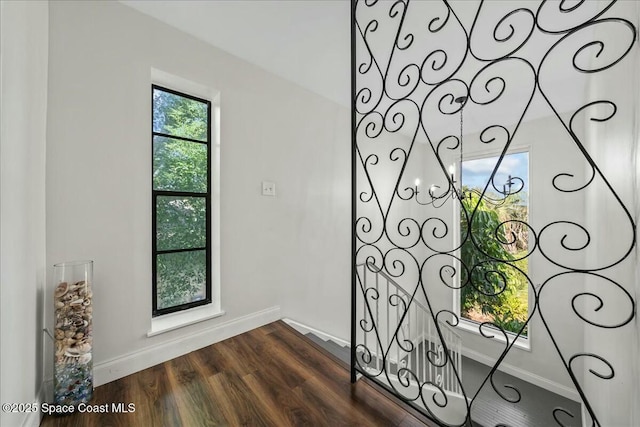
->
<box><xmin>460</xmin><ymin>153</ymin><xmax>529</xmax><ymax>336</ymax></box>
<box><xmin>152</xmin><ymin>87</ymin><xmax>211</xmax><ymax>314</ymax></box>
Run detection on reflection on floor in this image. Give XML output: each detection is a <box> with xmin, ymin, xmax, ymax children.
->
<box><xmin>462</xmin><ymin>356</ymin><xmax>582</xmax><ymax>427</ymax></box>
<box><xmin>310</xmin><ymin>333</ymin><xmax>582</xmax><ymax>427</ymax></box>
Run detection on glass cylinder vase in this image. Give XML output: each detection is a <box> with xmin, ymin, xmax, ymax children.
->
<box><xmin>53</xmin><ymin>260</ymin><xmax>93</xmax><ymax>405</ymax></box>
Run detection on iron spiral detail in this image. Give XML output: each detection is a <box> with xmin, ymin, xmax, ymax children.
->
<box><xmin>352</xmin><ymin>1</ymin><xmax>637</xmax><ymax>426</ymax></box>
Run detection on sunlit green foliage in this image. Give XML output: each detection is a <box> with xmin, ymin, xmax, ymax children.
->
<box><xmin>460</xmin><ymin>189</ymin><xmax>529</xmax><ymax>336</ymax></box>
<box><xmin>157</xmin><ymin>251</ymin><xmax>206</xmax><ymax>310</ymax></box>
<box><xmin>153</xmin><ymin>88</ymin><xmax>209</xmax><ymax>311</ymax></box>
<box><xmin>153</xmin><ymin>137</ymin><xmax>207</xmax><ymax>193</ymax></box>
<box><xmin>153</xmin><ymin>89</ymin><xmax>208</xmax><ymax>141</ymax></box>
<box><xmin>156</xmin><ymin>196</ymin><xmax>206</xmax><ymax>251</ymax></box>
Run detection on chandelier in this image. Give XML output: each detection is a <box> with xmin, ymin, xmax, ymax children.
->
<box><xmin>411</xmin><ymin>96</ymin><xmax>522</xmax><ymax>207</ymax></box>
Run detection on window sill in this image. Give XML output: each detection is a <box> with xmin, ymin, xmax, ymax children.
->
<box><xmin>456</xmin><ymin>319</ymin><xmax>531</xmax><ymax>351</ymax></box>
<box><xmin>147</xmin><ymin>304</ymin><xmax>225</xmax><ymax>337</ymax></box>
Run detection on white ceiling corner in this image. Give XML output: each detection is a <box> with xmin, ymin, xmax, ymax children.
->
<box><xmin>119</xmin><ymin>0</ymin><xmax>352</xmax><ymax>107</ymax></box>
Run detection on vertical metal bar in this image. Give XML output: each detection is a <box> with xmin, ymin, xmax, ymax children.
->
<box><xmin>349</xmin><ymin>0</ymin><xmax>357</xmax><ymax>384</ymax></box>
<box><xmin>447</xmin><ymin>331</ymin><xmax>451</xmax><ymax>391</ymax></box>
<box><xmin>422</xmin><ymin>310</ymin><xmax>426</xmax><ymax>383</ymax></box>
<box><xmin>363</xmin><ymin>267</ymin><xmax>367</xmax><ymax>360</ymax></box>
<box><xmin>413</xmin><ymin>302</ymin><xmax>417</xmax><ymax>377</ymax></box>
<box><xmin>445</xmin><ymin>330</ymin><xmax>449</xmax><ymax>391</ymax></box>
<box><xmin>446</xmin><ymin>333</ymin><xmax>449</xmax><ymax>391</ymax></box>
<box><xmin>396</xmin><ymin>294</ymin><xmax>400</xmax><ymax>375</ymax></box>
<box><xmin>387</xmin><ymin>278</ymin><xmax>390</xmax><ymax>375</ymax></box>
<box><xmin>452</xmin><ymin>346</ymin><xmax>456</xmax><ymax>393</ymax></box>
<box><xmin>429</xmin><ymin>315</ymin><xmax>433</xmax><ymax>383</ymax></box>
<box><xmin>457</xmin><ymin>348</ymin><xmax>460</xmax><ymax>394</ymax></box>
<box><xmin>454</xmin><ymin>343</ymin><xmax>458</xmax><ymax>394</ymax></box>
<box><xmin>376</xmin><ymin>268</ymin><xmax>380</xmax><ymax>371</ymax></box>
<box><xmin>407</xmin><ymin>300</ymin><xmax>411</xmax><ymax>375</ymax></box>
<box><xmin>458</xmin><ymin>339</ymin><xmax>462</xmax><ymax>393</ymax></box>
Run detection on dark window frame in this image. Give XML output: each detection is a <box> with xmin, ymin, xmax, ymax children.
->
<box><xmin>458</xmin><ymin>150</ymin><xmax>530</xmax><ymax>338</ymax></box>
<box><xmin>152</xmin><ymin>84</ymin><xmax>212</xmax><ymax>317</ymax></box>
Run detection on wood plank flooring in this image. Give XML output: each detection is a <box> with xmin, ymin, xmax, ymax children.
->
<box><xmin>41</xmin><ymin>321</ymin><xmax>434</xmax><ymax>427</ymax></box>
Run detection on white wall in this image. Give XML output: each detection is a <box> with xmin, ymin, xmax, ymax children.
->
<box><xmin>450</xmin><ymin>112</ymin><xmax>586</xmax><ymax>398</ymax></box>
<box><xmin>635</xmin><ymin>5</ymin><xmax>640</xmax><ymax>420</ymax></box>
<box><xmin>581</xmin><ymin>2</ymin><xmax>639</xmax><ymax>424</ymax></box>
<box><xmin>46</xmin><ymin>0</ymin><xmax>350</xmax><ymax>388</ymax></box>
<box><xmin>365</xmin><ymin>112</ymin><xmax>587</xmax><ymax>398</ymax></box>
<box><xmin>352</xmin><ymin>93</ymin><xmax>589</xmax><ymax>404</ymax></box>
<box><xmin>0</xmin><ymin>1</ymin><xmax>48</xmax><ymax>426</ymax></box>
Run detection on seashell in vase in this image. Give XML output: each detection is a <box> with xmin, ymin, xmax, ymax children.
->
<box><xmin>77</xmin><ymin>353</ymin><xmax>92</xmax><ymax>365</ymax></box>
<box><xmin>65</xmin><ymin>341</ymin><xmax>91</xmax><ymax>357</ymax></box>
<box><xmin>53</xmin><ymin>260</ymin><xmax>93</xmax><ymax>406</ymax></box>
<box><xmin>54</xmin><ymin>282</ymin><xmax>69</xmax><ymax>299</ymax></box>
<box><xmin>71</xmin><ymin>317</ymin><xmax>85</xmax><ymax>327</ymax></box>
<box><xmin>62</xmin><ymin>352</ymin><xmax>91</xmax><ymax>365</ymax></box>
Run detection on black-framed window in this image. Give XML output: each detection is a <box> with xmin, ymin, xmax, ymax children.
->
<box><xmin>152</xmin><ymin>85</ymin><xmax>212</xmax><ymax>316</ymax></box>
<box><xmin>459</xmin><ymin>151</ymin><xmax>530</xmax><ymax>336</ymax></box>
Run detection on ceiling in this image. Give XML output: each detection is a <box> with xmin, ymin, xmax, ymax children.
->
<box><xmin>119</xmin><ymin>0</ymin><xmax>628</xmax><ymax>133</ymax></box>
<box><xmin>120</xmin><ymin>0</ymin><xmax>351</xmax><ymax>107</ymax></box>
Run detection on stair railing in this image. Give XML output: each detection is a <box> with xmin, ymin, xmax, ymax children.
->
<box><xmin>355</xmin><ymin>262</ymin><xmax>462</xmax><ymax>397</ymax></box>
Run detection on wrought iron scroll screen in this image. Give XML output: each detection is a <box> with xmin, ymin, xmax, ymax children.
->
<box><xmin>351</xmin><ymin>1</ymin><xmax>637</xmax><ymax>426</ymax></box>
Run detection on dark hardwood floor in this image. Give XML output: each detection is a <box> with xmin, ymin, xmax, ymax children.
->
<box><xmin>41</xmin><ymin>321</ymin><xmax>434</xmax><ymax>427</ymax></box>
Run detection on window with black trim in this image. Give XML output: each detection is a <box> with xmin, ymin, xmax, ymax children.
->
<box><xmin>459</xmin><ymin>151</ymin><xmax>530</xmax><ymax>337</ymax></box>
<box><xmin>152</xmin><ymin>85</ymin><xmax>211</xmax><ymax>316</ymax></box>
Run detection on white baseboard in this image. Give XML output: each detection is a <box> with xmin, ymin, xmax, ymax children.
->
<box><xmin>19</xmin><ymin>382</ymin><xmax>45</xmax><ymax>427</ymax></box>
<box><xmin>42</xmin><ymin>306</ymin><xmax>281</xmax><ymax>391</ymax></box>
<box><xmin>94</xmin><ymin>306</ymin><xmax>281</xmax><ymax>386</ymax></box>
<box><xmin>462</xmin><ymin>346</ymin><xmax>581</xmax><ymax>402</ymax></box>
<box><xmin>43</xmin><ymin>378</ymin><xmax>54</xmax><ymax>407</ymax></box>
<box><xmin>281</xmin><ymin>319</ymin><xmax>579</xmax><ymax>403</ymax></box>
<box><xmin>23</xmin><ymin>410</ymin><xmax>40</xmax><ymax>427</ymax></box>
<box><xmin>282</xmin><ymin>318</ymin><xmax>350</xmax><ymax>348</ymax></box>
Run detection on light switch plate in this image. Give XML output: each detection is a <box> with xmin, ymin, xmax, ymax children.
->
<box><xmin>262</xmin><ymin>181</ymin><xmax>276</xmax><ymax>196</ymax></box>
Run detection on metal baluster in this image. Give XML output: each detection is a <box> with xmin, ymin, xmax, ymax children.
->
<box><xmin>363</xmin><ymin>266</ymin><xmax>367</xmax><ymax>365</ymax></box>
<box><xmin>457</xmin><ymin>348</ymin><xmax>460</xmax><ymax>394</ymax></box>
<box><xmin>375</xmin><ymin>269</ymin><xmax>379</xmax><ymax>371</ymax></box>
<box><xmin>386</xmin><ymin>278</ymin><xmax>390</xmax><ymax>376</ymax></box>
<box><xmin>421</xmin><ymin>310</ymin><xmax>426</xmax><ymax>384</ymax></box>
<box><xmin>457</xmin><ymin>344</ymin><xmax>460</xmax><ymax>394</ymax></box>
<box><xmin>445</xmin><ymin>330</ymin><xmax>449</xmax><ymax>392</ymax></box>
<box><xmin>442</xmin><ymin>332</ymin><xmax>446</xmax><ymax>391</ymax></box>
<box><xmin>449</xmin><ymin>332</ymin><xmax>453</xmax><ymax>392</ymax></box>
<box><xmin>458</xmin><ymin>339</ymin><xmax>462</xmax><ymax>393</ymax></box>
<box><xmin>429</xmin><ymin>316</ymin><xmax>433</xmax><ymax>384</ymax></box>
<box><xmin>396</xmin><ymin>294</ymin><xmax>399</xmax><ymax>377</ymax></box>
<box><xmin>451</xmin><ymin>346</ymin><xmax>455</xmax><ymax>394</ymax></box>
<box><xmin>407</xmin><ymin>298</ymin><xmax>411</xmax><ymax>376</ymax></box>
<box><xmin>447</xmin><ymin>330</ymin><xmax>451</xmax><ymax>392</ymax></box>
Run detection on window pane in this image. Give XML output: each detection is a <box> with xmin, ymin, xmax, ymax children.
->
<box><xmin>153</xmin><ymin>88</ymin><xmax>208</xmax><ymax>142</ymax></box>
<box><xmin>156</xmin><ymin>250</ymin><xmax>206</xmax><ymax>310</ymax></box>
<box><xmin>153</xmin><ymin>136</ymin><xmax>207</xmax><ymax>193</ymax></box>
<box><xmin>460</xmin><ymin>152</ymin><xmax>529</xmax><ymax>336</ymax></box>
<box><xmin>156</xmin><ymin>196</ymin><xmax>206</xmax><ymax>252</ymax></box>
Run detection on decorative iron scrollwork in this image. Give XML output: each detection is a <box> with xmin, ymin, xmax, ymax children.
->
<box><xmin>352</xmin><ymin>1</ymin><xmax>637</xmax><ymax>426</ymax></box>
